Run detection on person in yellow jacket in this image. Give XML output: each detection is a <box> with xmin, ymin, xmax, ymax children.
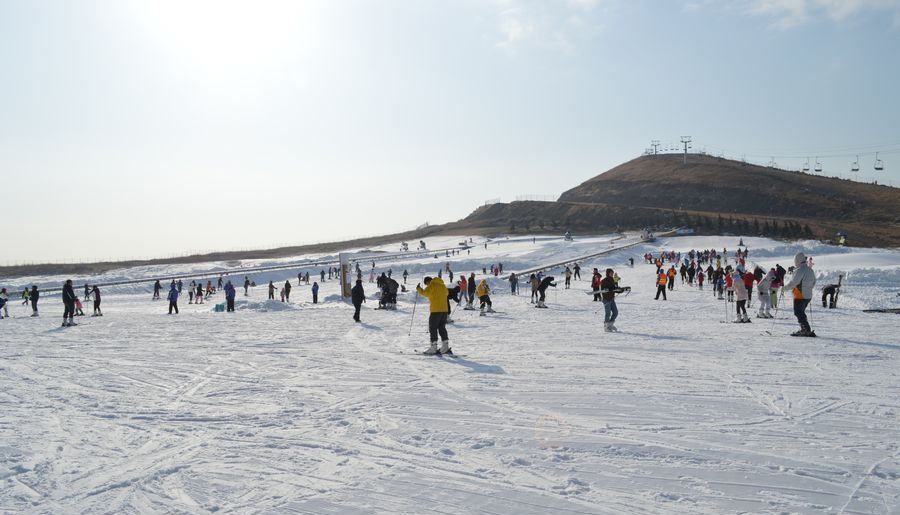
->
<box><xmin>667</xmin><ymin>265</ymin><xmax>677</xmax><ymax>291</ymax></box>
<box><xmin>475</xmin><ymin>279</ymin><xmax>495</xmax><ymax>315</ymax></box>
<box><xmin>654</xmin><ymin>268</ymin><xmax>667</xmax><ymax>300</ymax></box>
<box><xmin>416</xmin><ymin>276</ymin><xmax>452</xmax><ymax>355</ymax></box>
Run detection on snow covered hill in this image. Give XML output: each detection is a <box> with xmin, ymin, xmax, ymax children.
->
<box><xmin>2</xmin><ymin>235</ymin><xmax>898</xmax><ymax>513</ymax></box>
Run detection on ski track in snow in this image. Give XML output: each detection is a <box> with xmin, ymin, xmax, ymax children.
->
<box><xmin>1</xmin><ymin>234</ymin><xmax>899</xmax><ymax>514</ymax></box>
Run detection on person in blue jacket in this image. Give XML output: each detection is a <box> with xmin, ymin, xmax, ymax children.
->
<box><xmin>312</xmin><ymin>282</ymin><xmax>319</xmax><ymax>304</ymax></box>
<box><xmin>224</xmin><ymin>280</ymin><xmax>236</xmax><ymax>312</ymax></box>
<box><xmin>167</xmin><ymin>284</ymin><xmax>180</xmax><ymax>314</ymax></box>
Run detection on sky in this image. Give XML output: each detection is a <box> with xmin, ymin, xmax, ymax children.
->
<box><xmin>2</xmin><ymin>0</ymin><xmax>899</xmax><ymax>264</ymax></box>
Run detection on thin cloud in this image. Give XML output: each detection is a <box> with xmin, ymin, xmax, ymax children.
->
<box><xmin>743</xmin><ymin>0</ymin><xmax>900</xmax><ymax>29</ymax></box>
<box><xmin>490</xmin><ymin>0</ymin><xmax>608</xmax><ymax>52</ymax></box>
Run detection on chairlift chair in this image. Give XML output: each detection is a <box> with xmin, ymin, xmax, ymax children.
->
<box><xmin>802</xmin><ymin>158</ymin><xmax>810</xmax><ymax>172</ymax></box>
<box><xmin>874</xmin><ymin>152</ymin><xmax>884</xmax><ymax>171</ymax></box>
<box><xmin>851</xmin><ymin>155</ymin><xmax>859</xmax><ymax>172</ymax></box>
<box><xmin>814</xmin><ymin>157</ymin><xmax>822</xmax><ymax>173</ymax></box>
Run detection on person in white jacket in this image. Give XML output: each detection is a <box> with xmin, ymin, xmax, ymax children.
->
<box><xmin>783</xmin><ymin>252</ymin><xmax>817</xmax><ymax>337</ymax></box>
<box><xmin>756</xmin><ymin>269</ymin><xmax>775</xmax><ymax>318</ymax></box>
<box><xmin>733</xmin><ymin>271</ymin><xmax>750</xmax><ymax>322</ymax></box>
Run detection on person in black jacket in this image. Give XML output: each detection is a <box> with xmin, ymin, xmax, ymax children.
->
<box><xmin>153</xmin><ymin>280</ymin><xmax>162</xmax><ymax>300</ymax></box>
<box><xmin>284</xmin><ymin>280</ymin><xmax>292</xmax><ymax>302</ymax></box>
<box><xmin>90</xmin><ymin>286</ymin><xmax>102</xmax><ymax>316</ymax></box>
<box><xmin>62</xmin><ymin>279</ymin><xmax>77</xmax><ymax>326</ymax></box>
<box><xmin>30</xmin><ymin>286</ymin><xmax>40</xmax><ymax>316</ymax></box>
<box><xmin>351</xmin><ymin>279</ymin><xmax>366</xmax><ymax>322</ymax></box>
<box><xmin>536</xmin><ymin>276</ymin><xmax>556</xmax><ymax>308</ymax></box>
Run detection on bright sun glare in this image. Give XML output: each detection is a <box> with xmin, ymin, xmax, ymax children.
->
<box><xmin>132</xmin><ymin>0</ymin><xmax>307</xmax><ymax>70</ymax></box>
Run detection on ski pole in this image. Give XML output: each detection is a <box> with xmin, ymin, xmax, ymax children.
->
<box><xmin>408</xmin><ymin>291</ymin><xmax>419</xmax><ymax>336</ymax></box>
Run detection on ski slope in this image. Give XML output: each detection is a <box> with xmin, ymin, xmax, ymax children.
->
<box><xmin>2</xmin><ymin>235</ymin><xmax>899</xmax><ymax>514</ymax></box>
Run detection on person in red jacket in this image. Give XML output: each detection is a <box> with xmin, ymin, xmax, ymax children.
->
<box><xmin>591</xmin><ymin>269</ymin><xmax>602</xmax><ymax>301</ymax></box>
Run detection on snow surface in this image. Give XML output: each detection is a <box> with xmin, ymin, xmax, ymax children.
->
<box><xmin>2</xmin><ymin>235</ymin><xmax>899</xmax><ymax>514</ymax></box>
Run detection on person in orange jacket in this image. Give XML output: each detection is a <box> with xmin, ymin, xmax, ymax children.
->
<box><xmin>654</xmin><ymin>268</ymin><xmax>667</xmax><ymax>300</ymax></box>
<box><xmin>667</xmin><ymin>265</ymin><xmax>677</xmax><ymax>291</ymax></box>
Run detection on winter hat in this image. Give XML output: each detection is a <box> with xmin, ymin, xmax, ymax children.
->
<box><xmin>423</xmin><ymin>276</ymin><xmax>433</xmax><ymax>285</ymax></box>
<box><xmin>794</xmin><ymin>252</ymin><xmax>807</xmax><ymax>267</ymax></box>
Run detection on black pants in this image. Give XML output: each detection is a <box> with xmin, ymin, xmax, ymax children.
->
<box><xmin>655</xmin><ymin>285</ymin><xmax>667</xmax><ymax>300</ymax></box>
<box><xmin>428</xmin><ymin>312</ymin><xmax>449</xmax><ymax>342</ymax></box>
<box><xmin>269</xmin><ymin>291</ymin><xmax>275</xmax><ymax>300</ymax></box>
<box><xmin>63</xmin><ymin>301</ymin><xmax>74</xmax><ymax>319</ymax></box>
<box><xmin>539</xmin><ymin>289</ymin><xmax>547</xmax><ymax>302</ymax></box>
<box><xmin>565</xmin><ymin>277</ymin><xmax>571</xmax><ymax>288</ymax></box>
<box><xmin>169</xmin><ymin>300</ymin><xmax>179</xmax><ymax>314</ymax></box>
<box><xmin>794</xmin><ymin>299</ymin><xmax>811</xmax><ymax>331</ymax></box>
<box><xmin>592</xmin><ymin>288</ymin><xmax>600</xmax><ymax>301</ymax></box>
<box><xmin>574</xmin><ymin>270</ymin><xmax>580</xmax><ymax>280</ymax></box>
<box><xmin>226</xmin><ymin>298</ymin><xmax>235</xmax><ymax>312</ymax></box>
<box><xmin>31</xmin><ymin>299</ymin><xmax>38</xmax><ymax>313</ymax></box>
<box><xmin>822</xmin><ymin>287</ymin><xmax>836</xmax><ymax>308</ymax></box>
<box><xmin>667</xmin><ymin>280</ymin><xmax>674</xmax><ymax>291</ymax></box>
<box><xmin>313</xmin><ymin>293</ymin><xmax>318</xmax><ymax>304</ymax></box>
<box><xmin>93</xmin><ymin>299</ymin><xmax>101</xmax><ymax>314</ymax></box>
<box><xmin>353</xmin><ymin>301</ymin><xmax>362</xmax><ymax>321</ymax></box>
<box><xmin>479</xmin><ymin>295</ymin><xmax>492</xmax><ymax>308</ymax></box>
<box><xmin>736</xmin><ymin>299</ymin><xmax>747</xmax><ymax>316</ymax></box>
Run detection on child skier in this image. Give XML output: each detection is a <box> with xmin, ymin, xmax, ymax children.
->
<box><xmin>756</xmin><ymin>269</ymin><xmax>775</xmax><ymax>318</ymax></box>
<box><xmin>475</xmin><ymin>279</ymin><xmax>495</xmax><ymax>315</ymax></box>
<box><xmin>733</xmin><ymin>271</ymin><xmax>750</xmax><ymax>322</ymax></box>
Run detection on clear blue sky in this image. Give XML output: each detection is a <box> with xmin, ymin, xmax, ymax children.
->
<box><xmin>2</xmin><ymin>0</ymin><xmax>899</xmax><ymax>263</ymax></box>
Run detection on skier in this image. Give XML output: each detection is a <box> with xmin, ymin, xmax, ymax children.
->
<box><xmin>153</xmin><ymin>280</ymin><xmax>162</xmax><ymax>300</ymax></box>
<box><xmin>697</xmin><ymin>268</ymin><xmax>705</xmax><ymax>289</ymax></box>
<box><xmin>351</xmin><ymin>279</ymin><xmax>365</xmax><ymax>323</ymax></box>
<box><xmin>90</xmin><ymin>286</ymin><xmax>102</xmax><ymax>316</ymax></box>
<box><xmin>268</xmin><ymin>281</ymin><xmax>276</xmax><ymax>300</ymax></box>
<box><xmin>667</xmin><ymin>265</ymin><xmax>677</xmax><ymax>291</ymax></box>
<box><xmin>21</xmin><ymin>287</ymin><xmax>30</xmax><ymax>307</ymax></box>
<box><xmin>654</xmin><ymin>269</ymin><xmax>667</xmax><ymax>300</ymax></box>
<box><xmin>756</xmin><ymin>269</ymin><xmax>775</xmax><ymax>318</ymax></box>
<box><xmin>591</xmin><ymin>269</ymin><xmax>601</xmax><ymax>302</ymax></box>
<box><xmin>733</xmin><ymin>271</ymin><xmax>750</xmax><ymax>322</ymax></box>
<box><xmin>298</xmin><ymin>273</ymin><xmax>303</xmax><ymax>286</ymax></box>
<box><xmin>224</xmin><ymin>280</ymin><xmax>236</xmax><ymax>312</ymax></box>
<box><xmin>416</xmin><ymin>276</ymin><xmax>452</xmax><ymax>355</ymax></box>
<box><xmin>218</xmin><ymin>276</ymin><xmax>223</xmax><ymax>290</ymax></box>
<box><xmin>195</xmin><ymin>282</ymin><xmax>204</xmax><ymax>304</ymax></box>
<box><xmin>476</xmin><ymin>279</ymin><xmax>495</xmax><ymax>314</ymax></box>
<box><xmin>284</xmin><ymin>280</ymin><xmax>292</xmax><ymax>302</ymax></box>
<box><xmin>783</xmin><ymin>252</ymin><xmax>817</xmax><ymax>336</ymax></box>
<box><xmin>564</xmin><ymin>267</ymin><xmax>572</xmax><ymax>289</ymax></box>
<box><xmin>177</xmin><ymin>279</ymin><xmax>183</xmax><ymax>293</ymax></box>
<box><xmin>573</xmin><ymin>263</ymin><xmax>581</xmax><ymax>280</ymax></box>
<box><xmin>535</xmin><ymin>276</ymin><xmax>556</xmax><ymax>307</ymax></box>
<box><xmin>30</xmin><ymin>286</ymin><xmax>39</xmax><ymax>316</ymax></box>
<box><xmin>312</xmin><ymin>282</ymin><xmax>319</xmax><ymax>304</ymax></box>
<box><xmin>167</xmin><ymin>283</ymin><xmax>180</xmax><ymax>314</ymax></box>
<box><xmin>508</xmin><ymin>272</ymin><xmax>518</xmax><ymax>295</ymax></box>
<box><xmin>531</xmin><ymin>273</ymin><xmax>542</xmax><ymax>303</ymax></box>
<box><xmin>402</xmin><ymin>270</ymin><xmax>409</xmax><ymax>284</ymax></box>
<box><xmin>188</xmin><ymin>281</ymin><xmax>195</xmax><ymax>303</ymax></box>
<box><xmin>467</xmin><ymin>272</ymin><xmax>477</xmax><ymax>308</ymax></box>
<box><xmin>600</xmin><ymin>268</ymin><xmax>621</xmax><ymax>332</ymax></box>
<box><xmin>321</xmin><ymin>270</ymin><xmax>325</xmax><ymax>282</ymax></box>
<box><xmin>62</xmin><ymin>279</ymin><xmax>77</xmax><ymax>327</ymax></box>
<box><xmin>0</xmin><ymin>288</ymin><xmax>8</xmax><ymax>319</ymax></box>
<box><xmin>244</xmin><ymin>276</ymin><xmax>251</xmax><ymax>296</ymax></box>
<box><xmin>458</xmin><ymin>275</ymin><xmax>468</xmax><ymax>305</ymax></box>
<box><xmin>74</xmin><ymin>297</ymin><xmax>85</xmax><ymax>317</ymax></box>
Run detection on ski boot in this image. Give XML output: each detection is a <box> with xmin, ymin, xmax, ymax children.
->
<box><xmin>422</xmin><ymin>342</ymin><xmax>439</xmax><ymax>355</ymax></box>
<box><xmin>439</xmin><ymin>341</ymin><xmax>452</xmax><ymax>355</ymax></box>
<box><xmin>486</xmin><ymin>306</ymin><xmax>496</xmax><ymax>314</ymax></box>
<box><xmin>609</xmin><ymin>323</ymin><xmax>618</xmax><ymax>332</ymax></box>
<box><xmin>604</xmin><ymin>322</ymin><xmax>612</xmax><ymax>332</ymax></box>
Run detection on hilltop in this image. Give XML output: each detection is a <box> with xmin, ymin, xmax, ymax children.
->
<box><xmin>3</xmin><ymin>154</ymin><xmax>898</xmax><ymax>278</ymax></box>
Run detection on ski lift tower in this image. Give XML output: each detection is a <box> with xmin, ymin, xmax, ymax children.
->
<box><xmin>680</xmin><ymin>136</ymin><xmax>692</xmax><ymax>165</ymax></box>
